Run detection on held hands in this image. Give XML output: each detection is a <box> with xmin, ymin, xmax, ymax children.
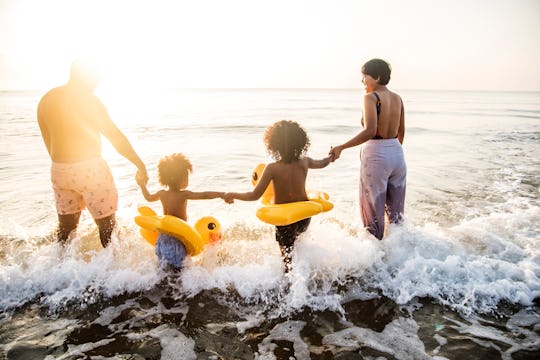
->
<box><xmin>222</xmin><ymin>192</ymin><xmax>235</xmax><ymax>204</ymax></box>
<box><xmin>136</xmin><ymin>168</ymin><xmax>148</xmax><ymax>187</ymax></box>
<box><xmin>329</xmin><ymin>145</ymin><xmax>343</xmax><ymax>162</ymax></box>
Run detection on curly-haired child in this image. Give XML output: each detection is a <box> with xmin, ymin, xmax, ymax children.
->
<box><xmin>223</xmin><ymin>120</ymin><xmax>333</xmax><ymax>271</ymax></box>
<box><xmin>137</xmin><ymin>152</ymin><xmax>225</xmax><ymax>269</ymax></box>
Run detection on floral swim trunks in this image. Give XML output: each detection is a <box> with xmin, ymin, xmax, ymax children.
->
<box><xmin>51</xmin><ymin>157</ymin><xmax>118</xmax><ymax>219</ymax></box>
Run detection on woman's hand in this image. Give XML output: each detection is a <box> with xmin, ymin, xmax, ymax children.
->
<box><xmin>329</xmin><ymin>145</ymin><xmax>343</xmax><ymax>161</ymax></box>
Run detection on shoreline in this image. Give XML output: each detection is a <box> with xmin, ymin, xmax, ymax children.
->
<box><xmin>2</xmin><ymin>281</ymin><xmax>539</xmax><ymax>359</ymax></box>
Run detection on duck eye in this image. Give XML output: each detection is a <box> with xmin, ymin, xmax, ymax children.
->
<box><xmin>208</xmin><ymin>223</ymin><xmax>216</xmax><ymax>230</ymax></box>
<box><xmin>252</xmin><ymin>172</ymin><xmax>258</xmax><ymax>181</ymax></box>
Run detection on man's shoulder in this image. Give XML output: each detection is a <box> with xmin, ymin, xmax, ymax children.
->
<box><xmin>39</xmin><ymin>85</ymin><xmax>68</xmax><ymax>103</ymax></box>
<box><xmin>38</xmin><ymin>87</ymin><xmax>59</xmax><ymax>115</ymax></box>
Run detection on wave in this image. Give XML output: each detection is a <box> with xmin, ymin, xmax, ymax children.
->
<box><xmin>407</xmin><ymin>109</ymin><xmax>540</xmax><ymax>120</ymax></box>
<box><xmin>1</xmin><ymin>200</ymin><xmax>538</xmax><ymax>318</ymax></box>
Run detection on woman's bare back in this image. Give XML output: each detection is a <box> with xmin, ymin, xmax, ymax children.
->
<box><xmin>364</xmin><ymin>89</ymin><xmax>403</xmax><ymax>139</ymax></box>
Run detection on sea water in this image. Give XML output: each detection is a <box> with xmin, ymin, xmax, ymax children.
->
<box><xmin>0</xmin><ymin>88</ymin><xmax>539</xmax><ymax>359</ymax></box>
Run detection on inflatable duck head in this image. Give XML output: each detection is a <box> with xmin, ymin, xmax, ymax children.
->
<box><xmin>251</xmin><ymin>163</ymin><xmax>275</xmax><ymax>205</ymax></box>
<box><xmin>135</xmin><ymin>207</ymin><xmax>223</xmax><ymax>254</ymax></box>
<box><xmin>195</xmin><ymin>216</ymin><xmax>222</xmax><ymax>245</ymax></box>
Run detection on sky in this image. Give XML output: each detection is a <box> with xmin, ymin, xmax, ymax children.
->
<box><xmin>0</xmin><ymin>0</ymin><xmax>539</xmax><ymax>91</ymax></box>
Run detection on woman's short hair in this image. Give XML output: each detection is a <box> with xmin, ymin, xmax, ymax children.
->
<box><xmin>362</xmin><ymin>59</ymin><xmax>391</xmax><ymax>85</ymax></box>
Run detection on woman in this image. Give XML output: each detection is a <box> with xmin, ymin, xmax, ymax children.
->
<box><xmin>329</xmin><ymin>58</ymin><xmax>406</xmax><ymax>239</ymax></box>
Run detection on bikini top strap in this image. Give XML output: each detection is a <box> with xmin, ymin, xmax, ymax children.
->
<box><xmin>371</xmin><ymin>92</ymin><xmax>383</xmax><ymax>139</ymax></box>
<box><xmin>373</xmin><ymin>92</ymin><xmax>381</xmax><ymax>118</ymax></box>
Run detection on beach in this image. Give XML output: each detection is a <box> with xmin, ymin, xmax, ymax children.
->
<box><xmin>0</xmin><ymin>88</ymin><xmax>539</xmax><ymax>359</ymax></box>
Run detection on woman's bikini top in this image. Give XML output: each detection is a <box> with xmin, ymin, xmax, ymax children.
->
<box><xmin>372</xmin><ymin>92</ymin><xmax>398</xmax><ymax>140</ymax></box>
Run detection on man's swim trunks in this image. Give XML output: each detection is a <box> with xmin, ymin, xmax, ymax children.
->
<box><xmin>155</xmin><ymin>233</ymin><xmax>186</xmax><ymax>269</ymax></box>
<box><xmin>51</xmin><ymin>157</ymin><xmax>118</xmax><ymax>219</ymax></box>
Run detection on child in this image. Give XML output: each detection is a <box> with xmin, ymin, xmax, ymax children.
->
<box><xmin>137</xmin><ymin>152</ymin><xmax>225</xmax><ymax>269</ymax></box>
<box><xmin>223</xmin><ymin>120</ymin><xmax>333</xmax><ymax>271</ymax></box>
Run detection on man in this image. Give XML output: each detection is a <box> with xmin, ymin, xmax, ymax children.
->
<box><xmin>37</xmin><ymin>59</ymin><xmax>148</xmax><ymax>247</ymax></box>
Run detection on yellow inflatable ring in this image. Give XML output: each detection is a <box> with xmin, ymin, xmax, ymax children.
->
<box><xmin>251</xmin><ymin>163</ymin><xmax>334</xmax><ymax>226</ymax></box>
<box><xmin>134</xmin><ymin>207</ymin><xmax>222</xmax><ymax>256</ymax></box>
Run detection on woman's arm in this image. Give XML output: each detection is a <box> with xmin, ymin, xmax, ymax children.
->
<box><xmin>329</xmin><ymin>94</ymin><xmax>378</xmax><ymax>160</ymax></box>
<box><xmin>398</xmin><ymin>99</ymin><xmax>405</xmax><ymax>144</ymax></box>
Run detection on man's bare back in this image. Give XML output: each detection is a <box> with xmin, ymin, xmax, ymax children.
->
<box><xmin>38</xmin><ymin>84</ymin><xmax>108</xmax><ymax>163</ymax></box>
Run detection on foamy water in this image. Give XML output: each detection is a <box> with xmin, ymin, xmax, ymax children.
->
<box><xmin>0</xmin><ymin>89</ymin><xmax>539</xmax><ymax>358</ymax></box>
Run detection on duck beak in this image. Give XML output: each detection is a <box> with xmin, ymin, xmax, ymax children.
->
<box><xmin>209</xmin><ymin>232</ymin><xmax>222</xmax><ymax>244</ymax></box>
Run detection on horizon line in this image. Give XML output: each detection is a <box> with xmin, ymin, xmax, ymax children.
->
<box><xmin>1</xmin><ymin>87</ymin><xmax>539</xmax><ymax>94</ymax></box>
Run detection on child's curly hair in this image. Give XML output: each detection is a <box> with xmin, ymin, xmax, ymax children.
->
<box><xmin>157</xmin><ymin>152</ymin><xmax>193</xmax><ymax>190</ymax></box>
<box><xmin>264</xmin><ymin>120</ymin><xmax>310</xmax><ymax>163</ymax></box>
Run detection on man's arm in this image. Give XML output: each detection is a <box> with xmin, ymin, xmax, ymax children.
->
<box><xmin>96</xmin><ymin>98</ymin><xmax>148</xmax><ymax>181</ymax></box>
<box><xmin>37</xmin><ymin>98</ymin><xmax>52</xmax><ymax>156</ymax></box>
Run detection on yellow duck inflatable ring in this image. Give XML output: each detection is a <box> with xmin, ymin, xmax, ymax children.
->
<box><xmin>251</xmin><ymin>163</ymin><xmax>333</xmax><ymax>226</ymax></box>
<box><xmin>134</xmin><ymin>206</ymin><xmax>221</xmax><ymax>256</ymax></box>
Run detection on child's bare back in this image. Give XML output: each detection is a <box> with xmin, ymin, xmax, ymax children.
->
<box><xmin>136</xmin><ymin>152</ymin><xmax>225</xmax><ymax>269</ymax></box>
<box><xmin>156</xmin><ymin>190</ymin><xmax>189</xmax><ymax>220</ymax></box>
<box><xmin>221</xmin><ymin>120</ymin><xmax>333</xmax><ymax>272</ymax></box>
<box><xmin>263</xmin><ymin>159</ymin><xmax>309</xmax><ymax>204</ymax></box>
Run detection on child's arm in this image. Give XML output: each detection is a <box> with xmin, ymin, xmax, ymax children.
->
<box><xmin>136</xmin><ymin>177</ymin><xmax>161</xmax><ymax>202</ymax></box>
<box><xmin>307</xmin><ymin>155</ymin><xmax>333</xmax><ymax>169</ymax></box>
<box><xmin>182</xmin><ymin>191</ymin><xmax>225</xmax><ymax>200</ymax></box>
<box><xmin>225</xmin><ymin>165</ymin><xmax>273</xmax><ymax>202</ymax></box>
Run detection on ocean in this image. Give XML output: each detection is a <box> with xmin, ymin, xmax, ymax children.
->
<box><xmin>0</xmin><ymin>88</ymin><xmax>539</xmax><ymax>359</ymax></box>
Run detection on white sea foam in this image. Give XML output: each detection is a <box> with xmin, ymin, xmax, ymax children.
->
<box><xmin>1</xmin><ymin>199</ymin><xmax>539</xmax><ymax>319</ymax></box>
<box><xmin>0</xmin><ymin>218</ymin><xmax>161</xmax><ymax>311</ymax></box>
<box><xmin>322</xmin><ymin>317</ymin><xmax>439</xmax><ymax>360</ymax></box>
<box><xmin>445</xmin><ymin>313</ymin><xmax>540</xmax><ymax>359</ymax></box>
<box><xmin>47</xmin><ymin>339</ymin><xmax>116</xmax><ymax>360</ymax></box>
<box><xmin>4</xmin><ymin>318</ymin><xmax>78</xmax><ymax>358</ymax></box>
<box><xmin>255</xmin><ymin>320</ymin><xmax>309</xmax><ymax>360</ymax></box>
<box><xmin>148</xmin><ymin>325</ymin><xmax>197</xmax><ymax>360</ymax></box>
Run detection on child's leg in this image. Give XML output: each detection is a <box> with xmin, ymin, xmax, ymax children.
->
<box><xmin>275</xmin><ymin>218</ymin><xmax>311</xmax><ymax>272</ymax></box>
<box><xmin>279</xmin><ymin>244</ymin><xmax>294</xmax><ymax>273</ymax></box>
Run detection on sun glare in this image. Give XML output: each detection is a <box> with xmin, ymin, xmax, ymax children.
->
<box><xmin>3</xmin><ymin>0</ymin><xmax>539</xmax><ymax>92</ymax></box>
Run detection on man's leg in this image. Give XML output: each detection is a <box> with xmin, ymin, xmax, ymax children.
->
<box><xmin>95</xmin><ymin>214</ymin><xmax>116</xmax><ymax>248</ymax></box>
<box><xmin>58</xmin><ymin>212</ymin><xmax>81</xmax><ymax>244</ymax></box>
